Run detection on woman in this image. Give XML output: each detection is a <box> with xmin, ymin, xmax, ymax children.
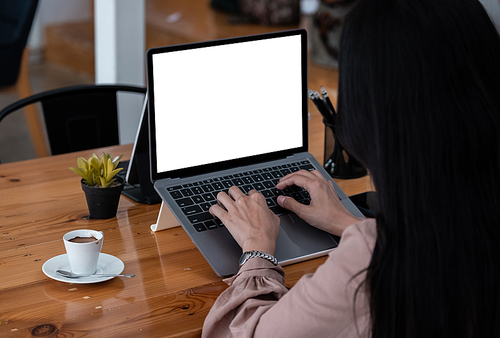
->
<box><xmin>203</xmin><ymin>0</ymin><xmax>500</xmax><ymax>336</ymax></box>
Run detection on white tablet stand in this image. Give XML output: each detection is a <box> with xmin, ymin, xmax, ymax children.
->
<box><xmin>150</xmin><ymin>202</ymin><xmax>181</xmax><ymax>232</ymax></box>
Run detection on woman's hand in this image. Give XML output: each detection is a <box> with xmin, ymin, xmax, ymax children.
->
<box><xmin>276</xmin><ymin>170</ymin><xmax>363</xmax><ymax>236</ymax></box>
<box><xmin>209</xmin><ymin>186</ymin><xmax>280</xmax><ymax>255</ymax></box>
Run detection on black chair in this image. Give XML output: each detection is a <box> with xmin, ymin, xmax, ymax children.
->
<box><xmin>0</xmin><ymin>84</ymin><xmax>146</xmax><ymax>156</ymax></box>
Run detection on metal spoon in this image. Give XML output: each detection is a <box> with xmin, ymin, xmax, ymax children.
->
<box><xmin>56</xmin><ymin>269</ymin><xmax>135</xmax><ymax>278</ymax></box>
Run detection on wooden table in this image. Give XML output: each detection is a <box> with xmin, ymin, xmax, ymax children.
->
<box><xmin>0</xmin><ymin>115</ymin><xmax>372</xmax><ymax>337</ymax></box>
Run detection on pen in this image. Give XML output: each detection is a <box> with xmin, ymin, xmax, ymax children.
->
<box><xmin>309</xmin><ymin>89</ymin><xmax>335</xmax><ymax>126</ymax></box>
<box><xmin>315</xmin><ymin>91</ymin><xmax>336</xmax><ymax>126</ymax></box>
<box><xmin>320</xmin><ymin>86</ymin><xmax>336</xmax><ymax>114</ymax></box>
<box><xmin>319</xmin><ymin>86</ymin><xmax>336</xmax><ymax>126</ymax></box>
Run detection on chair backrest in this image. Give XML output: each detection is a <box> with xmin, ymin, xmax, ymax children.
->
<box><xmin>0</xmin><ymin>84</ymin><xmax>147</xmax><ymax>156</ymax></box>
<box><xmin>0</xmin><ymin>0</ymin><xmax>39</xmax><ymax>87</ymax></box>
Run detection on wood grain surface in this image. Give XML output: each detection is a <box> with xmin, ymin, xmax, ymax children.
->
<box><xmin>0</xmin><ymin>117</ymin><xmax>371</xmax><ymax>338</ymax></box>
<box><xmin>0</xmin><ymin>4</ymin><xmax>373</xmax><ymax>335</ymax></box>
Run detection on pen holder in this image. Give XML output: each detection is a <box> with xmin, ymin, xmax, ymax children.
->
<box><xmin>323</xmin><ymin>120</ymin><xmax>367</xmax><ymax>179</ymax></box>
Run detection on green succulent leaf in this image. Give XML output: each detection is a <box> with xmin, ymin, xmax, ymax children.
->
<box><xmin>76</xmin><ymin>157</ymin><xmax>88</xmax><ymax>169</ymax></box>
<box><xmin>112</xmin><ymin>154</ymin><xmax>123</xmax><ymax>169</ymax></box>
<box><xmin>100</xmin><ymin>177</ymin><xmax>115</xmax><ymax>188</ymax></box>
<box><xmin>106</xmin><ymin>168</ymin><xmax>123</xmax><ymax>182</ymax></box>
<box><xmin>89</xmin><ymin>156</ymin><xmax>100</xmax><ymax>169</ymax></box>
<box><xmin>69</xmin><ymin>152</ymin><xmax>124</xmax><ymax>188</ymax></box>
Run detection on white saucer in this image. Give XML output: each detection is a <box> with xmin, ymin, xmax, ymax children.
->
<box><xmin>42</xmin><ymin>253</ymin><xmax>124</xmax><ymax>284</ymax></box>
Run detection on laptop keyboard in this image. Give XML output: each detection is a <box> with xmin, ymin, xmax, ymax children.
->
<box><xmin>167</xmin><ymin>160</ymin><xmax>315</xmax><ymax>232</ymax></box>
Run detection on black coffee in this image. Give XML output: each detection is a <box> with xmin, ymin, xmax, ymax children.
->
<box><xmin>69</xmin><ymin>236</ymin><xmax>97</xmax><ymax>243</ymax></box>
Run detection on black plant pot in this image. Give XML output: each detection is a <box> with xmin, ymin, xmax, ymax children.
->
<box><xmin>81</xmin><ymin>177</ymin><xmax>124</xmax><ymax>219</ymax></box>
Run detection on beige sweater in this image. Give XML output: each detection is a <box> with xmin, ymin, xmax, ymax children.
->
<box><xmin>202</xmin><ymin>218</ymin><xmax>377</xmax><ymax>338</ymax></box>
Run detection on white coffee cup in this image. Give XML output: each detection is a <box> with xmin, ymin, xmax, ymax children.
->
<box><xmin>63</xmin><ymin>229</ymin><xmax>104</xmax><ymax>274</ymax></box>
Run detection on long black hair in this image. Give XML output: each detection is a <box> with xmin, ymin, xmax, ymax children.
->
<box><xmin>336</xmin><ymin>0</ymin><xmax>500</xmax><ymax>336</ymax></box>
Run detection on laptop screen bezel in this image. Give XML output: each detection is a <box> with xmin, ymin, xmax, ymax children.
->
<box><xmin>147</xmin><ymin>29</ymin><xmax>308</xmax><ymax>181</ymax></box>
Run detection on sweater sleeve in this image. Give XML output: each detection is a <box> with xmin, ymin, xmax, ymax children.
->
<box><xmin>202</xmin><ymin>218</ymin><xmax>377</xmax><ymax>338</ymax></box>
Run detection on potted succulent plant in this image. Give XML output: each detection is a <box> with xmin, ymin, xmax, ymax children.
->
<box><xmin>69</xmin><ymin>153</ymin><xmax>124</xmax><ymax>219</ymax></box>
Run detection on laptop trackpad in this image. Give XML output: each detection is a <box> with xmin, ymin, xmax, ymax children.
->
<box><xmin>191</xmin><ymin>213</ymin><xmax>338</xmax><ymax>277</ymax></box>
<box><xmin>275</xmin><ymin>213</ymin><xmax>338</xmax><ymax>262</ymax></box>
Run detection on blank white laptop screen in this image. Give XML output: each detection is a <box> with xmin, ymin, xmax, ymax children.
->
<box><xmin>151</xmin><ymin>34</ymin><xmax>303</xmax><ymax>174</ymax></box>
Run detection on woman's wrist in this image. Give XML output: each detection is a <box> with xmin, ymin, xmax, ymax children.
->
<box><xmin>338</xmin><ymin>214</ymin><xmax>364</xmax><ymax>235</ymax></box>
<box><xmin>324</xmin><ymin>213</ymin><xmax>364</xmax><ymax>237</ymax></box>
<box><xmin>242</xmin><ymin>238</ymin><xmax>276</xmax><ymax>256</ymax></box>
<box><xmin>239</xmin><ymin>250</ymin><xmax>278</xmax><ymax>267</ymax></box>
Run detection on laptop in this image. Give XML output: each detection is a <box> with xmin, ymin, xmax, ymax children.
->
<box><xmin>146</xmin><ymin>29</ymin><xmax>364</xmax><ymax>277</ymax></box>
<box><xmin>118</xmin><ymin>96</ymin><xmax>161</xmax><ymax>205</ymax></box>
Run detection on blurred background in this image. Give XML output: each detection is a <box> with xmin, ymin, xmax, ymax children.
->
<box><xmin>1</xmin><ymin>0</ymin><xmax>498</xmax><ymax>163</ymax></box>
